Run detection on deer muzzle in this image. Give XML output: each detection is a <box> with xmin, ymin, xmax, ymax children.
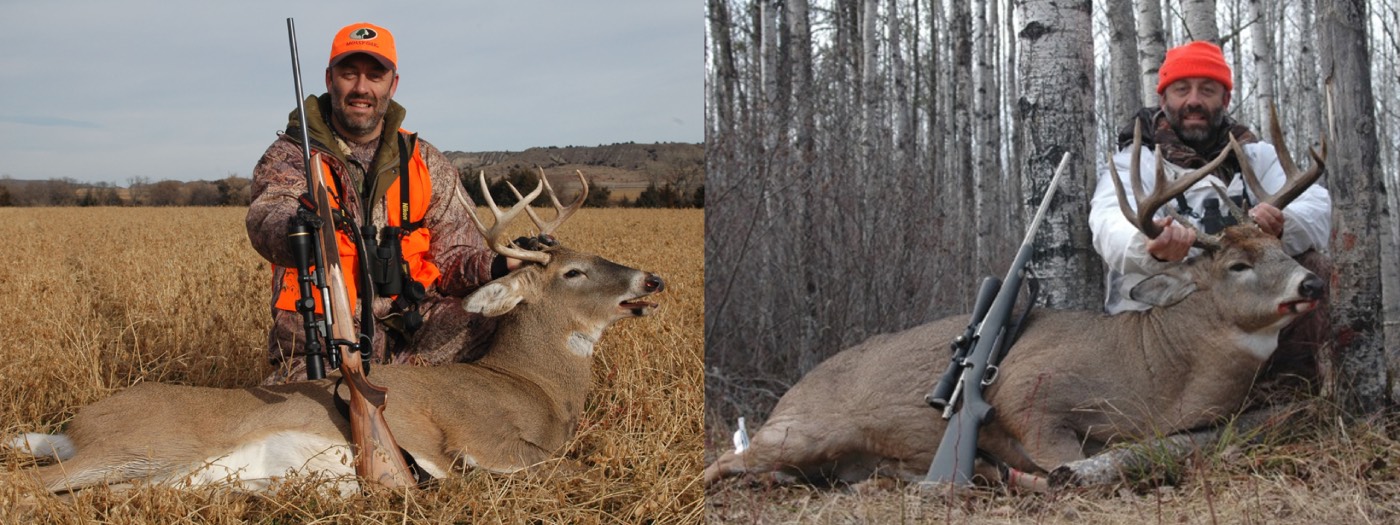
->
<box><xmin>1279</xmin><ymin>273</ymin><xmax>1325</xmax><ymax>315</ymax></box>
<box><xmin>619</xmin><ymin>273</ymin><xmax>665</xmax><ymax>317</ymax></box>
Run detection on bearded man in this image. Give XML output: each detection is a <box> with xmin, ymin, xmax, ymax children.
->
<box><xmin>1088</xmin><ymin>40</ymin><xmax>1332</xmax><ymax>384</ymax></box>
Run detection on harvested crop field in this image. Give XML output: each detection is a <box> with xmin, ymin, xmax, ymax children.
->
<box><xmin>0</xmin><ymin>206</ymin><xmax>703</xmax><ymax>524</ymax></box>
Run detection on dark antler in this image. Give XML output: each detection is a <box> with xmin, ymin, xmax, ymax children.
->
<box><xmin>1105</xmin><ymin>120</ymin><xmax>1232</xmax><ymax>240</ymax></box>
<box><xmin>1237</xmin><ymin>102</ymin><xmax>1327</xmax><ymax>210</ymax></box>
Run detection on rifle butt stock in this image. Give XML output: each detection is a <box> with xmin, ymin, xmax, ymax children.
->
<box><xmin>340</xmin><ymin>352</ymin><xmax>416</xmax><ymax>488</ymax></box>
<box><xmin>923</xmin><ymin>338</ymin><xmax>999</xmax><ymax>486</ymax></box>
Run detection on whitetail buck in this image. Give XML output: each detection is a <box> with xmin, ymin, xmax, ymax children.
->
<box><xmin>705</xmin><ymin>121</ymin><xmax>1326</xmax><ymax>489</ymax></box>
<box><xmin>8</xmin><ymin>171</ymin><xmax>665</xmax><ymax>494</ymax></box>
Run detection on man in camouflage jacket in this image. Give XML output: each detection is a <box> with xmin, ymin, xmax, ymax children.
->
<box><xmin>247</xmin><ymin>22</ymin><xmax>512</xmax><ymax>384</ymax></box>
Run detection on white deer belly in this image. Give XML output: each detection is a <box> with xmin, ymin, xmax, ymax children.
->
<box><xmin>181</xmin><ymin>431</ymin><xmax>355</xmax><ymax>491</ymax></box>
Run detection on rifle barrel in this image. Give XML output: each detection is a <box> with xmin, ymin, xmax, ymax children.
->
<box><xmin>924</xmin><ymin>153</ymin><xmax>1071</xmax><ymax>487</ymax></box>
<box><xmin>286</xmin><ymin>19</ymin><xmax>314</xmax><ymax>185</ymax></box>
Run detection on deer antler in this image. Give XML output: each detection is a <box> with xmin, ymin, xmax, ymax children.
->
<box><xmin>1237</xmin><ymin>102</ymin><xmax>1327</xmax><ymax>210</ymax></box>
<box><xmin>466</xmin><ymin>171</ymin><xmax>551</xmax><ymax>265</ymax></box>
<box><xmin>506</xmin><ymin>168</ymin><xmax>589</xmax><ymax>236</ymax></box>
<box><xmin>1105</xmin><ymin>119</ymin><xmax>1233</xmax><ymax>240</ymax></box>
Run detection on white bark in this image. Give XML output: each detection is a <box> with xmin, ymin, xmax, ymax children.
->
<box><xmin>1108</xmin><ymin>0</ymin><xmax>1143</xmax><ymax>123</ymax></box>
<box><xmin>1184</xmin><ymin>0</ymin><xmax>1220</xmax><ymax>43</ymax></box>
<box><xmin>1016</xmin><ymin>0</ymin><xmax>1100</xmax><ymax>310</ymax></box>
<box><xmin>1247</xmin><ymin>0</ymin><xmax>1275</xmax><ymax>131</ymax></box>
<box><xmin>1137</xmin><ymin>0</ymin><xmax>1167</xmax><ymax>104</ymax></box>
<box><xmin>973</xmin><ymin>0</ymin><xmax>1000</xmax><ymax>272</ymax></box>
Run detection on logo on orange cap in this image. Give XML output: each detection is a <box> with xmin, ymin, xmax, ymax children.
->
<box><xmin>329</xmin><ymin>22</ymin><xmax>397</xmax><ymax>70</ymax></box>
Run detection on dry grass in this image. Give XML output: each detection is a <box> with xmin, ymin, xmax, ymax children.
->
<box><xmin>0</xmin><ymin>206</ymin><xmax>703</xmax><ymax>524</ymax></box>
<box><xmin>705</xmin><ymin>397</ymin><xmax>1400</xmax><ymax>524</ymax></box>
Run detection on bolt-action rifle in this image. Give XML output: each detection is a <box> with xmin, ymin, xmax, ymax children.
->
<box><xmin>285</xmin><ymin>18</ymin><xmax>416</xmax><ymax>489</ymax></box>
<box><xmin>923</xmin><ymin>152</ymin><xmax>1071</xmax><ymax>487</ymax></box>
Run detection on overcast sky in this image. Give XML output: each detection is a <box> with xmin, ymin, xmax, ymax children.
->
<box><xmin>0</xmin><ymin>1</ymin><xmax>700</xmax><ymax>185</ymax></box>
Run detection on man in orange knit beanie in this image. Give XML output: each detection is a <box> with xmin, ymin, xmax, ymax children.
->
<box><xmin>1089</xmin><ymin>40</ymin><xmax>1332</xmax><ymax>386</ymax></box>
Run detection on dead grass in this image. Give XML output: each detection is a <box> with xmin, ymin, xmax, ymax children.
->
<box><xmin>0</xmin><ymin>206</ymin><xmax>703</xmax><ymax>524</ymax></box>
<box><xmin>704</xmin><ymin>396</ymin><xmax>1400</xmax><ymax>524</ymax></box>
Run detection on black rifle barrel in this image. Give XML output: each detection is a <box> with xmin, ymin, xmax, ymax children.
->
<box><xmin>286</xmin><ymin>18</ymin><xmax>337</xmax><ymax>378</ymax></box>
<box><xmin>286</xmin><ymin>19</ymin><xmax>315</xmax><ymax>189</ymax></box>
<box><xmin>924</xmin><ymin>152</ymin><xmax>1072</xmax><ymax>487</ymax></box>
<box><xmin>286</xmin><ymin>19</ymin><xmax>335</xmax><ymax>334</ymax></box>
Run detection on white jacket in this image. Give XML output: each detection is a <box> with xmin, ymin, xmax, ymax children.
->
<box><xmin>1089</xmin><ymin>142</ymin><xmax>1331</xmax><ymax>314</ymax></box>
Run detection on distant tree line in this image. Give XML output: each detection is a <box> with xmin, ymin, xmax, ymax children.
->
<box><xmin>2</xmin><ymin>166</ymin><xmax>706</xmax><ymax>210</ymax></box>
<box><xmin>459</xmin><ymin>165</ymin><xmax>704</xmax><ymax>209</ymax></box>
<box><xmin>0</xmin><ymin>175</ymin><xmax>252</xmax><ymax>207</ymax></box>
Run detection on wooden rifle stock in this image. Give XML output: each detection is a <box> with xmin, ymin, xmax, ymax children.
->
<box><xmin>310</xmin><ymin>157</ymin><xmax>416</xmax><ymax>488</ymax></box>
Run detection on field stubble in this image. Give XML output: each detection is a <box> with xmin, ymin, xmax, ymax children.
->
<box><xmin>0</xmin><ymin>206</ymin><xmax>703</xmax><ymax>524</ymax></box>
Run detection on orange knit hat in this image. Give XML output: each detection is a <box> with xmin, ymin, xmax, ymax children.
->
<box><xmin>1156</xmin><ymin>41</ymin><xmax>1232</xmax><ymax>94</ymax></box>
<box><xmin>329</xmin><ymin>22</ymin><xmax>397</xmax><ymax>70</ymax></box>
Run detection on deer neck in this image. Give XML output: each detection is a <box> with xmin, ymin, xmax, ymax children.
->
<box><xmin>1131</xmin><ymin>293</ymin><xmax>1281</xmax><ymax>404</ymax></box>
<box><xmin>477</xmin><ymin>303</ymin><xmax>598</xmax><ymax>415</ymax></box>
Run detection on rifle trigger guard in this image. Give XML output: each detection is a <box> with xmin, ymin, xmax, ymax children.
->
<box><xmin>982</xmin><ymin>365</ymin><xmax>1000</xmax><ymax>387</ymax></box>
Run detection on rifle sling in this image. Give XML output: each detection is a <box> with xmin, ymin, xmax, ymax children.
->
<box><xmin>332</xmin><ymin>376</ymin><xmax>436</xmax><ymax>487</ymax></box>
<box><xmin>995</xmin><ymin>276</ymin><xmax>1040</xmax><ymax>367</ymax></box>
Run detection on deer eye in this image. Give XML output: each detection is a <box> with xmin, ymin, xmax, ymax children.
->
<box><xmin>563</xmin><ymin>269</ymin><xmax>585</xmax><ymax>279</ymax></box>
<box><xmin>1229</xmin><ymin>263</ymin><xmax>1252</xmax><ymax>272</ymax></box>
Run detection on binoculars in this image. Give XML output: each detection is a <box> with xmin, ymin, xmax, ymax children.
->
<box><xmin>1199</xmin><ymin>196</ymin><xmax>1241</xmax><ymax>235</ymax></box>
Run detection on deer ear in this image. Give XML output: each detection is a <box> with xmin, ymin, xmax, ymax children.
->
<box><xmin>464</xmin><ymin>279</ymin><xmax>526</xmax><ymax>317</ymax></box>
<box><xmin>1128</xmin><ymin>273</ymin><xmax>1197</xmax><ymax>307</ymax></box>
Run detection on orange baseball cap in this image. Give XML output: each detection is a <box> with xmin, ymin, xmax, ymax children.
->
<box><xmin>329</xmin><ymin>22</ymin><xmax>397</xmax><ymax>70</ymax></box>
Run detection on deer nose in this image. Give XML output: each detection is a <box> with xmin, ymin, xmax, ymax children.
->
<box><xmin>644</xmin><ymin>273</ymin><xmax>665</xmax><ymax>293</ymax></box>
<box><xmin>1299</xmin><ymin>274</ymin><xmax>1324</xmax><ymax>300</ymax></box>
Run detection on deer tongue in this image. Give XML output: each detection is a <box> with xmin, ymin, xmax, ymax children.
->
<box><xmin>620</xmin><ymin>300</ymin><xmax>658</xmax><ymax>316</ymax></box>
<box><xmin>1277</xmin><ymin>300</ymin><xmax>1318</xmax><ymax>315</ymax></box>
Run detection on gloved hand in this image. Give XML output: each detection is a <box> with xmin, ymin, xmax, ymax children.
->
<box><xmin>511</xmin><ymin>234</ymin><xmax>559</xmax><ymax>251</ymax></box>
<box><xmin>491</xmin><ymin>234</ymin><xmax>559</xmax><ymax>279</ymax></box>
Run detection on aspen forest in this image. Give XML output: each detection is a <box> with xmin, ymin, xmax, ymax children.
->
<box><xmin>705</xmin><ymin>0</ymin><xmax>1400</xmax><ymax>440</ymax></box>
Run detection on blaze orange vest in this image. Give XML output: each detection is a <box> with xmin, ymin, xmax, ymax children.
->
<box><xmin>273</xmin><ymin>132</ymin><xmax>438</xmax><ymax>313</ymax></box>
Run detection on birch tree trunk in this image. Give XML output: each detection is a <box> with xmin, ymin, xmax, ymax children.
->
<box><xmin>927</xmin><ymin>0</ymin><xmax>943</xmax><ymax>183</ymax></box>
<box><xmin>1137</xmin><ymin>0</ymin><xmax>1167</xmax><ymax>105</ymax></box>
<box><xmin>790</xmin><ymin>0</ymin><xmax>813</xmax><ymax>165</ymax></box>
<box><xmin>973</xmin><ymin>0</ymin><xmax>1001</xmax><ymax>273</ymax></box>
<box><xmin>761</xmin><ymin>0</ymin><xmax>782</xmax><ymax>153</ymax></box>
<box><xmin>1317</xmin><ymin>0</ymin><xmax>1389</xmax><ymax>413</ymax></box>
<box><xmin>1377</xmin><ymin>0</ymin><xmax>1400</xmax><ymax>372</ymax></box>
<box><xmin>1296</xmin><ymin>0</ymin><xmax>1322</xmax><ymax>146</ymax></box>
<box><xmin>862</xmin><ymin>0</ymin><xmax>878</xmax><ymax>176</ymax></box>
<box><xmin>1015</xmin><ymin>0</ymin><xmax>1100</xmax><ymax>310</ymax></box>
<box><xmin>1184</xmin><ymin>0</ymin><xmax>1220</xmax><ymax>43</ymax></box>
<box><xmin>891</xmin><ymin>0</ymin><xmax>912</xmax><ymax>161</ymax></box>
<box><xmin>951</xmin><ymin>0</ymin><xmax>974</xmax><ymax>281</ymax></box>
<box><xmin>1248</xmin><ymin>0</ymin><xmax>1275</xmax><ymax>130</ymax></box>
<box><xmin>1108</xmin><ymin>0</ymin><xmax>1144</xmax><ymax>124</ymax></box>
<box><xmin>1003</xmin><ymin>0</ymin><xmax>1022</xmax><ymax>242</ymax></box>
<box><xmin>706</xmin><ymin>0</ymin><xmax>739</xmax><ymax>135</ymax></box>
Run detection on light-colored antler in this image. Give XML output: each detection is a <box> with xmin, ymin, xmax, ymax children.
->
<box><xmin>1237</xmin><ymin>102</ymin><xmax>1327</xmax><ymax>210</ymax></box>
<box><xmin>507</xmin><ymin>168</ymin><xmax>589</xmax><ymax>236</ymax></box>
<box><xmin>1105</xmin><ymin>119</ymin><xmax>1233</xmax><ymax>241</ymax></box>
<box><xmin>467</xmin><ymin>171</ymin><xmax>551</xmax><ymax>265</ymax></box>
